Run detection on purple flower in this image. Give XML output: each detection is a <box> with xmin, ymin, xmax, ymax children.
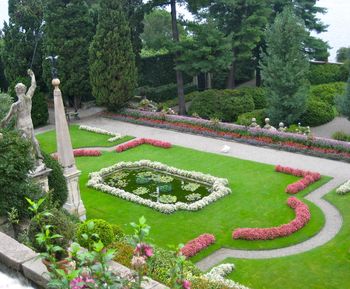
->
<box><xmin>70</xmin><ymin>276</ymin><xmax>95</xmax><ymax>289</ymax></box>
<box><xmin>183</xmin><ymin>280</ymin><xmax>191</xmax><ymax>289</ymax></box>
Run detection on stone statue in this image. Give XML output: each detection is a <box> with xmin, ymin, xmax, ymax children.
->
<box><xmin>0</xmin><ymin>69</ymin><xmax>45</xmax><ymax>172</ymax></box>
<box><xmin>250</xmin><ymin>118</ymin><xmax>260</xmax><ymax>128</ymax></box>
<box><xmin>263</xmin><ymin>118</ymin><xmax>277</xmax><ymax>131</ymax></box>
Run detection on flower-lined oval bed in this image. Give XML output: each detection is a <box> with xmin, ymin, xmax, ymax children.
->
<box><xmin>116</xmin><ymin>138</ymin><xmax>171</xmax><ymax>152</ymax></box>
<box><xmin>275</xmin><ymin>165</ymin><xmax>321</xmax><ymax>194</ymax></box>
<box><xmin>88</xmin><ymin>160</ymin><xmax>231</xmax><ymax>214</ymax></box>
<box><xmin>232</xmin><ymin>197</ymin><xmax>311</xmax><ymax>240</ymax></box>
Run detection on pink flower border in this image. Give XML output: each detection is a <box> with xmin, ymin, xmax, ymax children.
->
<box><xmin>181</xmin><ymin>233</ymin><xmax>216</xmax><ymax>258</ymax></box>
<box><xmin>52</xmin><ymin>149</ymin><xmax>102</xmax><ymax>159</ymax></box>
<box><xmin>232</xmin><ymin>197</ymin><xmax>311</xmax><ymax>240</ymax></box>
<box><xmin>115</xmin><ymin>138</ymin><xmax>172</xmax><ymax>152</ymax></box>
<box><xmin>275</xmin><ymin>165</ymin><xmax>321</xmax><ymax>194</ymax></box>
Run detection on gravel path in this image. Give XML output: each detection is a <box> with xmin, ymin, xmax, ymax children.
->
<box><xmin>312</xmin><ymin>116</ymin><xmax>350</xmax><ymax>138</ymax></box>
<box><xmin>36</xmin><ymin>117</ymin><xmax>349</xmax><ymax>271</ymax></box>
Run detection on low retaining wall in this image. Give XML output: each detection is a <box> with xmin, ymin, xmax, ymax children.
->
<box><xmin>0</xmin><ymin>231</ymin><xmax>166</xmax><ymax>289</ymax></box>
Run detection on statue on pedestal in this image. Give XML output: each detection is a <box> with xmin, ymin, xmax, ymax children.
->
<box><xmin>0</xmin><ymin>69</ymin><xmax>45</xmax><ymax>172</ymax></box>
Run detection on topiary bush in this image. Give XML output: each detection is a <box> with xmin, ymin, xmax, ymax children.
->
<box><xmin>28</xmin><ymin>208</ymin><xmax>76</xmax><ymax>258</ymax></box>
<box><xmin>188</xmin><ymin>89</ymin><xmax>255</xmax><ymax>122</ymax></box>
<box><xmin>308</xmin><ymin>64</ymin><xmax>348</xmax><ymax>85</ymax></box>
<box><xmin>236</xmin><ymin>109</ymin><xmax>267</xmax><ymax>127</ymax></box>
<box><xmin>111</xmin><ymin>224</ymin><xmax>125</xmax><ymax>241</ymax></box>
<box><xmin>237</xmin><ymin>87</ymin><xmax>268</xmax><ymax>109</ymax></box>
<box><xmin>0</xmin><ymin>130</ymin><xmax>43</xmax><ymax>219</ymax></box>
<box><xmin>310</xmin><ymin>82</ymin><xmax>346</xmax><ymax>105</ymax></box>
<box><xmin>77</xmin><ymin>219</ymin><xmax>114</xmax><ymax>248</ymax></box>
<box><xmin>299</xmin><ymin>97</ymin><xmax>335</xmax><ymax>126</ymax></box>
<box><xmin>42</xmin><ymin>151</ymin><xmax>68</xmax><ymax>208</ymax></box>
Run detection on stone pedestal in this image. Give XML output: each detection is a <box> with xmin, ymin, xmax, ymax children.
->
<box><xmin>53</xmin><ymin>78</ymin><xmax>86</xmax><ymax>220</ymax></box>
<box><xmin>30</xmin><ymin>168</ymin><xmax>52</xmax><ymax>193</ymax></box>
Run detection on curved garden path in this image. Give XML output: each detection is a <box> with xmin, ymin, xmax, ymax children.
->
<box><xmin>36</xmin><ymin>117</ymin><xmax>350</xmax><ymax>271</ymax></box>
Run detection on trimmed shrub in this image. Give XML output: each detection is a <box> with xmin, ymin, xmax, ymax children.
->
<box><xmin>237</xmin><ymin>87</ymin><xmax>268</xmax><ymax>109</ymax></box>
<box><xmin>310</xmin><ymin>82</ymin><xmax>346</xmax><ymax>105</ymax></box>
<box><xmin>299</xmin><ymin>97</ymin><xmax>335</xmax><ymax>126</ymax></box>
<box><xmin>42</xmin><ymin>151</ymin><xmax>68</xmax><ymax>208</ymax></box>
<box><xmin>332</xmin><ymin>131</ymin><xmax>350</xmax><ymax>142</ymax></box>
<box><xmin>236</xmin><ymin>109</ymin><xmax>267</xmax><ymax>127</ymax></box>
<box><xmin>308</xmin><ymin>64</ymin><xmax>348</xmax><ymax>85</ymax></box>
<box><xmin>28</xmin><ymin>208</ymin><xmax>76</xmax><ymax>258</ymax></box>
<box><xmin>188</xmin><ymin>89</ymin><xmax>255</xmax><ymax>122</ymax></box>
<box><xmin>77</xmin><ymin>219</ymin><xmax>114</xmax><ymax>248</ymax></box>
<box><xmin>111</xmin><ymin>224</ymin><xmax>125</xmax><ymax>241</ymax></box>
<box><xmin>139</xmin><ymin>83</ymin><xmax>197</xmax><ymax>103</ymax></box>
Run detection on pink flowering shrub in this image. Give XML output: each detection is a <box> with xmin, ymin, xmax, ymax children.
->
<box><xmin>232</xmin><ymin>197</ymin><xmax>311</xmax><ymax>240</ymax></box>
<box><xmin>181</xmin><ymin>233</ymin><xmax>216</xmax><ymax>258</ymax></box>
<box><xmin>116</xmin><ymin>138</ymin><xmax>172</xmax><ymax>152</ymax></box>
<box><xmin>73</xmin><ymin>149</ymin><xmax>101</xmax><ymax>157</ymax></box>
<box><xmin>275</xmin><ymin>165</ymin><xmax>321</xmax><ymax>194</ymax></box>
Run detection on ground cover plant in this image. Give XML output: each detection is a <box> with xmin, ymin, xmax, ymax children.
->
<box><xmin>36</xmin><ymin>127</ymin><xmax>329</xmax><ymax>254</ymax></box>
<box><xmin>224</xmin><ymin>190</ymin><xmax>350</xmax><ymax>289</ymax></box>
<box><xmin>36</xmin><ymin>125</ymin><xmax>134</xmax><ymax>153</ymax></box>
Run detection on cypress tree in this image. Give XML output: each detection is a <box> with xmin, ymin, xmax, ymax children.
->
<box><xmin>260</xmin><ymin>7</ymin><xmax>309</xmax><ymax>125</ymax></box>
<box><xmin>89</xmin><ymin>0</ymin><xmax>137</xmax><ymax>110</ymax></box>
<box><xmin>42</xmin><ymin>0</ymin><xmax>93</xmax><ymax>109</ymax></box>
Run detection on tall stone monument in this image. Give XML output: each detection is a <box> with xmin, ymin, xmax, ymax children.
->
<box><xmin>52</xmin><ymin>78</ymin><xmax>86</xmax><ymax>220</ymax></box>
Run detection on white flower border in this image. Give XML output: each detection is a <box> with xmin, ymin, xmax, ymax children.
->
<box><xmin>204</xmin><ymin>264</ymin><xmax>251</xmax><ymax>289</ymax></box>
<box><xmin>87</xmin><ymin>160</ymin><xmax>231</xmax><ymax>214</ymax></box>
<box><xmin>336</xmin><ymin>180</ymin><xmax>350</xmax><ymax>195</ymax></box>
<box><xmin>79</xmin><ymin>125</ymin><xmax>122</xmax><ymax>142</ymax></box>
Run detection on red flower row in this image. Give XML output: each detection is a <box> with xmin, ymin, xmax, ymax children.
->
<box><xmin>181</xmin><ymin>234</ymin><xmax>216</xmax><ymax>258</ymax></box>
<box><xmin>275</xmin><ymin>165</ymin><xmax>321</xmax><ymax>194</ymax></box>
<box><xmin>115</xmin><ymin>138</ymin><xmax>172</xmax><ymax>152</ymax></box>
<box><xmin>232</xmin><ymin>197</ymin><xmax>310</xmax><ymax>240</ymax></box>
<box><xmin>52</xmin><ymin>149</ymin><xmax>101</xmax><ymax>159</ymax></box>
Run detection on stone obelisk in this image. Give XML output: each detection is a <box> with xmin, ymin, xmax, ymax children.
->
<box><xmin>52</xmin><ymin>78</ymin><xmax>86</xmax><ymax>220</ymax></box>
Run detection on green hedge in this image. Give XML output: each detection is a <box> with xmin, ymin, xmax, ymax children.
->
<box><xmin>188</xmin><ymin>89</ymin><xmax>255</xmax><ymax>122</ymax></box>
<box><xmin>77</xmin><ymin>219</ymin><xmax>114</xmax><ymax>249</ymax></box>
<box><xmin>139</xmin><ymin>83</ymin><xmax>197</xmax><ymax>103</ymax></box>
<box><xmin>299</xmin><ymin>97</ymin><xmax>335</xmax><ymax>126</ymax></box>
<box><xmin>236</xmin><ymin>109</ymin><xmax>267</xmax><ymax>126</ymax></box>
<box><xmin>237</xmin><ymin>87</ymin><xmax>267</xmax><ymax>109</ymax></box>
<box><xmin>310</xmin><ymin>82</ymin><xmax>346</xmax><ymax>105</ymax></box>
<box><xmin>308</xmin><ymin>63</ymin><xmax>348</xmax><ymax>85</ymax></box>
<box><xmin>42</xmin><ymin>151</ymin><xmax>68</xmax><ymax>208</ymax></box>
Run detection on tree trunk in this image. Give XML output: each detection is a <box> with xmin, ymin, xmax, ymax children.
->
<box><xmin>170</xmin><ymin>0</ymin><xmax>186</xmax><ymax>115</ymax></box>
<box><xmin>206</xmin><ymin>72</ymin><xmax>212</xmax><ymax>89</ymax></box>
<box><xmin>227</xmin><ymin>60</ymin><xmax>236</xmax><ymax>89</ymax></box>
<box><xmin>256</xmin><ymin>66</ymin><xmax>261</xmax><ymax>87</ymax></box>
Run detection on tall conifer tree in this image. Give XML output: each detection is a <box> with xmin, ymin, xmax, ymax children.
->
<box><xmin>261</xmin><ymin>7</ymin><xmax>309</xmax><ymax>125</ymax></box>
<box><xmin>89</xmin><ymin>0</ymin><xmax>137</xmax><ymax>111</ymax></box>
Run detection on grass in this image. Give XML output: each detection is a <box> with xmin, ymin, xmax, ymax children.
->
<box><xmin>223</xmin><ymin>191</ymin><xmax>350</xmax><ymax>289</ymax></box>
<box><xmin>36</xmin><ymin>125</ymin><xmax>134</xmax><ymax>153</ymax></box>
<box><xmin>71</xmin><ymin>145</ymin><xmax>329</xmax><ymax>255</ymax></box>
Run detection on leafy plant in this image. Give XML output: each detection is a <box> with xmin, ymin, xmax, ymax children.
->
<box><xmin>159</xmin><ymin>194</ymin><xmax>177</xmax><ymax>204</ymax></box>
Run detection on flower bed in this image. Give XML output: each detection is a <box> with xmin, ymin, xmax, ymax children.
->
<box><xmin>181</xmin><ymin>234</ymin><xmax>215</xmax><ymax>258</ymax></box>
<box><xmin>52</xmin><ymin>149</ymin><xmax>101</xmax><ymax>159</ymax></box>
<box><xmin>88</xmin><ymin>160</ymin><xmax>231</xmax><ymax>214</ymax></box>
<box><xmin>232</xmin><ymin>197</ymin><xmax>310</xmax><ymax>240</ymax></box>
<box><xmin>336</xmin><ymin>180</ymin><xmax>350</xmax><ymax>195</ymax></box>
<box><xmin>103</xmin><ymin>109</ymin><xmax>350</xmax><ymax>162</ymax></box>
<box><xmin>204</xmin><ymin>263</ymin><xmax>251</xmax><ymax>289</ymax></box>
<box><xmin>116</xmin><ymin>138</ymin><xmax>171</xmax><ymax>152</ymax></box>
<box><xmin>79</xmin><ymin>125</ymin><xmax>122</xmax><ymax>142</ymax></box>
<box><xmin>275</xmin><ymin>165</ymin><xmax>321</xmax><ymax>194</ymax></box>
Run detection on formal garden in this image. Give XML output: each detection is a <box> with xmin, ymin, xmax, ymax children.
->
<box><xmin>1</xmin><ymin>0</ymin><xmax>350</xmax><ymax>288</ymax></box>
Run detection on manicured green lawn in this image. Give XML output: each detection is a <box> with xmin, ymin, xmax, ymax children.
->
<box><xmin>36</xmin><ymin>125</ymin><xmax>134</xmax><ymax>153</ymax></box>
<box><xmin>224</xmin><ymin>191</ymin><xmax>350</xmax><ymax>289</ymax></box>
<box><xmin>73</xmin><ymin>145</ymin><xmax>329</xmax><ymax>255</ymax></box>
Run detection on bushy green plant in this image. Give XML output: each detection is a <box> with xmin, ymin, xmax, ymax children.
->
<box><xmin>109</xmin><ymin>240</ymin><xmax>134</xmax><ymax>267</ymax></box>
<box><xmin>310</xmin><ymin>82</ymin><xmax>346</xmax><ymax>105</ymax></box>
<box><xmin>77</xmin><ymin>219</ymin><xmax>114</xmax><ymax>249</ymax></box>
<box><xmin>139</xmin><ymin>83</ymin><xmax>197</xmax><ymax>103</ymax></box>
<box><xmin>237</xmin><ymin>87</ymin><xmax>268</xmax><ymax>109</ymax></box>
<box><xmin>0</xmin><ymin>93</ymin><xmax>13</xmax><ymax>120</ymax></box>
<box><xmin>308</xmin><ymin>64</ymin><xmax>348</xmax><ymax>85</ymax></box>
<box><xmin>236</xmin><ymin>109</ymin><xmax>267</xmax><ymax>127</ymax></box>
<box><xmin>41</xmin><ymin>151</ymin><xmax>68</xmax><ymax>208</ymax></box>
<box><xmin>188</xmin><ymin>89</ymin><xmax>255</xmax><ymax>122</ymax></box>
<box><xmin>28</xmin><ymin>207</ymin><xmax>76</xmax><ymax>258</ymax></box>
<box><xmin>299</xmin><ymin>97</ymin><xmax>335</xmax><ymax>126</ymax></box>
<box><xmin>0</xmin><ymin>130</ymin><xmax>42</xmax><ymax>218</ymax></box>
<box><xmin>111</xmin><ymin>224</ymin><xmax>125</xmax><ymax>241</ymax></box>
<box><xmin>332</xmin><ymin>131</ymin><xmax>350</xmax><ymax>142</ymax></box>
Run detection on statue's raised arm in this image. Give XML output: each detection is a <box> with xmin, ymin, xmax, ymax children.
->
<box><xmin>26</xmin><ymin>69</ymin><xmax>36</xmax><ymax>99</ymax></box>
